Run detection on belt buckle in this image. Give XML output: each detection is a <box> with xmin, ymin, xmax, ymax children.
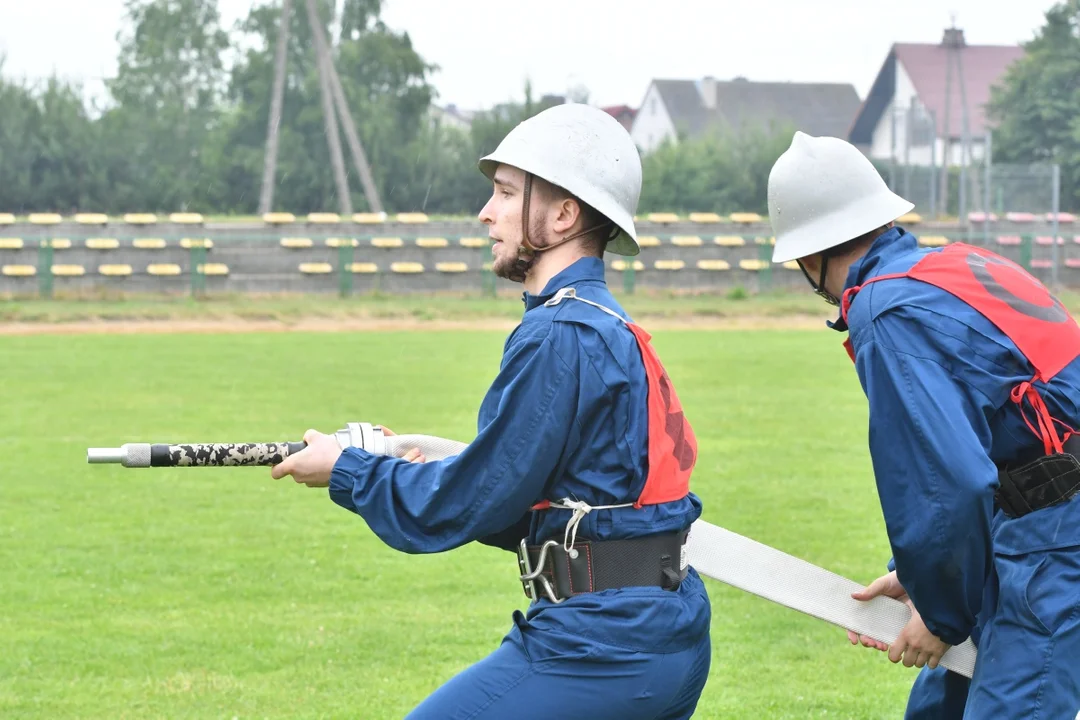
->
<box><xmin>516</xmin><ymin>539</ymin><xmax>563</xmax><ymax>604</ymax></box>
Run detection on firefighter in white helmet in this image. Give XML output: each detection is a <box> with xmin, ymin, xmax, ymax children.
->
<box><xmin>272</xmin><ymin>103</ymin><xmax>712</xmax><ymax>719</ymax></box>
<box><xmin>768</xmin><ymin>131</ymin><xmax>1080</xmax><ymax>719</ymax></box>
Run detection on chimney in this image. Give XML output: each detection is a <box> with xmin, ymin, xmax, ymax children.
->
<box><xmin>941</xmin><ymin>26</ymin><xmax>966</xmax><ymax>48</ymax></box>
<box><xmin>700</xmin><ymin>75</ymin><xmax>717</xmax><ymax>110</ymax></box>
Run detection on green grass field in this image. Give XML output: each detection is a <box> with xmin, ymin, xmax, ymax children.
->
<box><xmin>2</xmin><ymin>308</ymin><xmax>933</xmax><ymax>718</ymax></box>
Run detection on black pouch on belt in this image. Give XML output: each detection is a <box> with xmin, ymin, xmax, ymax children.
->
<box><xmin>517</xmin><ymin>529</ymin><xmax>689</xmax><ymax>604</ymax></box>
<box><xmin>995</xmin><ymin>435</ymin><xmax>1080</xmax><ymax>519</ymax></box>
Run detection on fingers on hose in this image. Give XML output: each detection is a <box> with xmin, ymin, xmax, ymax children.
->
<box><xmin>927</xmin><ymin>654</ymin><xmax>941</xmax><ymax>670</ymax></box>
<box><xmin>303</xmin><ymin>428</ymin><xmax>320</xmax><ymax>443</ymax></box>
<box><xmin>888</xmin><ymin>638</ymin><xmax>906</xmax><ymax>664</ymax></box>
<box><xmin>847</xmin><ymin>630</ymin><xmax>859</xmax><ymax>645</ymax></box>
<box><xmin>852</xmin><ymin>576</ymin><xmax>888</xmax><ymax>601</ymax></box>
<box><xmin>375</xmin><ymin>425</ymin><xmax>396</xmax><ymax>436</ymax></box>
<box><xmin>403</xmin><ymin>448</ymin><xmax>421</xmax><ymax>461</ymax></box>
<box><xmin>271</xmin><ymin>459</ymin><xmax>291</xmax><ymax>480</ymax></box>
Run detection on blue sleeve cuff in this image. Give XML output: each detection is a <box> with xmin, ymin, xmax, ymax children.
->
<box><xmin>327</xmin><ymin>446</ymin><xmax>376</xmax><ymax>514</ymax></box>
<box><xmin>887</xmin><ymin>557</ymin><xmax>896</xmax><ymax>572</ymax></box>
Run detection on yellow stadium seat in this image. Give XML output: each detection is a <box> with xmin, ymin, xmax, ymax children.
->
<box><xmin>396</xmin><ymin>213</ymin><xmax>430</xmax><ymax>223</ymax></box>
<box><xmin>307</xmin><ymin>212</ymin><xmax>340</xmax><ymax>224</ymax></box>
<box><xmin>299</xmin><ymin>262</ymin><xmax>333</xmax><ymax>274</ymax></box>
<box><xmin>482</xmin><ymin>262</ymin><xmax>493</xmax><ymax>271</ymax></box>
<box><xmin>436</xmin><ymin>262</ymin><xmax>469</xmax><ymax>273</ymax></box>
<box><xmin>124</xmin><ymin>213</ymin><xmax>158</xmax><ymax>224</ymax></box>
<box><xmin>43</xmin><ymin>238</ymin><xmax>71</xmax><ymax>249</ymax></box>
<box><xmin>29</xmin><ymin>213</ymin><xmax>62</xmax><ymax>225</ymax></box>
<box><xmin>671</xmin><ymin>235</ymin><xmax>703</xmax><ymax>246</ymax></box>
<box><xmin>325</xmin><ymin>237</ymin><xmax>358</xmax><ymax>248</ymax></box>
<box><xmin>52</xmin><ymin>264</ymin><xmax>85</xmax><ymax>276</ymax></box>
<box><xmin>75</xmin><ymin>213</ymin><xmax>109</xmax><ymax>225</ymax></box>
<box><xmin>3</xmin><ymin>264</ymin><xmax>35</xmax><ymax>276</ymax></box>
<box><xmin>0</xmin><ymin>238</ymin><xmax>23</xmax><ymax>249</ymax></box>
<box><xmin>637</xmin><ymin>236</ymin><xmax>661</xmax><ymax>247</ymax></box>
<box><xmin>654</xmin><ymin>260</ymin><xmax>685</xmax><ymax>271</ymax></box>
<box><xmin>729</xmin><ymin>213</ymin><xmax>763</xmax><ymax>224</ymax></box>
<box><xmin>739</xmin><ymin>259</ymin><xmax>768</xmax><ymax>271</ymax></box>
<box><xmin>352</xmin><ymin>212</ymin><xmax>387</xmax><ymax>224</ymax></box>
<box><xmin>349</xmin><ymin>262</ymin><xmax>378</xmax><ymax>274</ymax></box>
<box><xmin>611</xmin><ymin>260</ymin><xmax>646</xmax><ymax>271</ymax></box>
<box><xmin>0</xmin><ymin>213</ymin><xmax>14</xmax><ymax>224</ymax></box>
<box><xmin>696</xmin><ymin>259</ymin><xmax>731</xmax><ymax>271</ymax></box>
<box><xmin>263</xmin><ymin>213</ymin><xmax>296</xmax><ymax>224</ymax></box>
<box><xmin>898</xmin><ymin>212</ymin><xmax>922</xmax><ymax>224</ymax></box>
<box><xmin>86</xmin><ymin>238</ymin><xmax>120</xmax><ymax>249</ymax></box>
<box><xmin>372</xmin><ymin>237</ymin><xmax>403</xmax><ymax>248</ymax></box>
<box><xmin>391</xmin><ymin>262</ymin><xmax>424</xmax><ymax>273</ymax></box>
<box><xmin>754</xmin><ymin>236</ymin><xmax>775</xmax><ymax>245</ymax></box>
<box><xmin>783</xmin><ymin>260</ymin><xmax>801</xmax><ymax>270</ymax></box>
<box><xmin>132</xmin><ymin>238</ymin><xmax>167</xmax><ymax>249</ymax></box>
<box><xmin>714</xmin><ymin>235</ymin><xmax>746</xmax><ymax>246</ymax></box>
<box><xmin>198</xmin><ymin>263</ymin><xmax>229</xmax><ymax>275</ymax></box>
<box><xmin>147</xmin><ymin>264</ymin><xmax>182</xmax><ymax>276</ymax></box>
<box><xmin>460</xmin><ymin>237</ymin><xmax>489</xmax><ymax>248</ymax></box>
<box><xmin>689</xmin><ymin>213</ymin><xmax>724</xmax><ymax>223</ymax></box>
<box><xmin>99</xmin><ymin>264</ymin><xmax>133</xmax><ymax>276</ymax></box>
<box><xmin>169</xmin><ymin>213</ymin><xmax>204</xmax><ymax>224</ymax></box>
<box><xmin>280</xmin><ymin>237</ymin><xmax>314</xmax><ymax>248</ymax></box>
<box><xmin>646</xmin><ymin>213</ymin><xmax>680</xmax><ymax>223</ymax></box>
<box><xmin>180</xmin><ymin>238</ymin><xmax>214</xmax><ymax>249</ymax></box>
<box><xmin>918</xmin><ymin>235</ymin><xmax>950</xmax><ymax>247</ymax></box>
<box><xmin>417</xmin><ymin>237</ymin><xmax>449</xmax><ymax>248</ymax></box>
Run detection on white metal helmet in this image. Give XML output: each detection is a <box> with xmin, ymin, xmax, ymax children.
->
<box><xmin>768</xmin><ymin>132</ymin><xmax>914</xmax><ymax>264</ymax></box>
<box><xmin>478</xmin><ymin>103</ymin><xmax>642</xmax><ymax>256</ymax></box>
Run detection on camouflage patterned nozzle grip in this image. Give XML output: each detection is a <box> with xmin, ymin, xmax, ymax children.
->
<box><xmin>159</xmin><ymin>442</ymin><xmax>308</xmax><ymax>467</ymax></box>
<box><xmin>86</xmin><ymin>441</ymin><xmax>308</xmax><ymax>468</ymax></box>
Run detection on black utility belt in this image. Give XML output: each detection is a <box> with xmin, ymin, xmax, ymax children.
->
<box><xmin>516</xmin><ymin>529</ymin><xmax>689</xmax><ymax>604</ymax></box>
<box><xmin>996</xmin><ymin>435</ymin><xmax>1080</xmax><ymax>519</ymax></box>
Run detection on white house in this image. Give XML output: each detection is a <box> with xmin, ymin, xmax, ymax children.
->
<box><xmin>630</xmin><ymin>75</ymin><xmax>862</xmax><ymax>154</ymax></box>
<box><xmin>847</xmin><ymin>28</ymin><xmax>1025</xmax><ymax>167</ymax></box>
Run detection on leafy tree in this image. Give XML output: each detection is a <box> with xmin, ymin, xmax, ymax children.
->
<box><xmin>97</xmin><ymin>0</ymin><xmax>231</xmax><ymax>212</ymax></box>
<box><xmin>986</xmin><ymin>0</ymin><xmax>1080</xmax><ymax>209</ymax></box>
<box><xmin>638</xmin><ymin>120</ymin><xmax>796</xmax><ymax>214</ymax></box>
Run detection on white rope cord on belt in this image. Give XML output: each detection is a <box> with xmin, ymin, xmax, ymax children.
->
<box><xmin>365</xmin><ymin>425</ymin><xmax>979</xmax><ymax>679</ymax></box>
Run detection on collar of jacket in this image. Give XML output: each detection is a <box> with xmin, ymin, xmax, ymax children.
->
<box><xmin>826</xmin><ymin>226</ymin><xmax>919</xmax><ymax>333</ymax></box>
<box><xmin>522</xmin><ymin>256</ymin><xmax>608</xmax><ymax>311</ymax></box>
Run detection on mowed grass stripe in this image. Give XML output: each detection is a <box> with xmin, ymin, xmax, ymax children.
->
<box><xmin>0</xmin><ymin>330</ymin><xmax>918</xmax><ymax>718</ymax></box>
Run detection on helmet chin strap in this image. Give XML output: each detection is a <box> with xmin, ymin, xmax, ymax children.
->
<box><xmin>520</xmin><ymin>172</ymin><xmax>617</xmax><ymax>254</ymax></box>
<box><xmin>797</xmin><ymin>256</ymin><xmax>841</xmax><ymax>306</ymax></box>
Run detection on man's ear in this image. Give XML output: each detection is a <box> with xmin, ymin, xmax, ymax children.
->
<box><xmin>551</xmin><ymin>197</ymin><xmax>581</xmax><ymax>235</ymax></box>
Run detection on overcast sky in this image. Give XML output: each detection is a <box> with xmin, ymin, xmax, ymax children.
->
<box><xmin>0</xmin><ymin>0</ymin><xmax>1061</xmax><ymax>111</ymax></box>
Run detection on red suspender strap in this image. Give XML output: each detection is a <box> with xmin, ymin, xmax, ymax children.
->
<box><xmin>529</xmin><ymin>288</ymin><xmax>695</xmax><ymax>511</ymax></box>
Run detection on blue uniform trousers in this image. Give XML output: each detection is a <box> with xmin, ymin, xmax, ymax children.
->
<box><xmin>905</xmin><ymin>538</ymin><xmax>1080</xmax><ymax>719</ymax></box>
<box><xmin>406</xmin><ymin>574</ymin><xmax>712</xmax><ymax>720</ymax></box>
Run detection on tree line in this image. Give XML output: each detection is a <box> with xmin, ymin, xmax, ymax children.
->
<box><xmin>0</xmin><ymin>0</ymin><xmax>1077</xmax><ymax>217</ymax></box>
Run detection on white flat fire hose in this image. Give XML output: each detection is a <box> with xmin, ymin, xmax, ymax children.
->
<box><xmin>357</xmin><ymin>425</ymin><xmax>979</xmax><ymax>679</ymax></box>
<box><xmin>87</xmin><ymin>422</ymin><xmax>978</xmax><ymax>678</ymax></box>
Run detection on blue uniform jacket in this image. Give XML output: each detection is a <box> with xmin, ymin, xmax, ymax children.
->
<box><xmin>328</xmin><ymin>257</ymin><xmax>711</xmax><ymax>653</ymax></box>
<box><xmin>840</xmin><ymin>227</ymin><xmax>1080</xmax><ymax>647</ymax></box>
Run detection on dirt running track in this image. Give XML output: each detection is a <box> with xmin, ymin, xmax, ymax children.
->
<box><xmin>0</xmin><ymin>315</ymin><xmax>828</xmax><ymax>335</ymax></box>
